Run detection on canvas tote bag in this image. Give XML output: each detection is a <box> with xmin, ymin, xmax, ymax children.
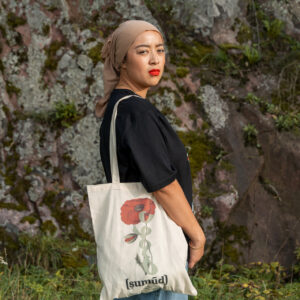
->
<box><xmin>87</xmin><ymin>95</ymin><xmax>197</xmax><ymax>299</ymax></box>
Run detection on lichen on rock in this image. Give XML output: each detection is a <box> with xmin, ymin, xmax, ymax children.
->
<box><xmin>150</xmin><ymin>89</ymin><xmax>181</xmax><ymax>130</ymax></box>
<box><xmin>60</xmin><ymin>113</ymin><xmax>104</xmax><ymax>188</ymax></box>
<box><xmin>198</xmin><ymin>85</ymin><xmax>229</xmax><ymax>132</ymax></box>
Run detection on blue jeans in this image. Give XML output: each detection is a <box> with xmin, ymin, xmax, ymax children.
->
<box><xmin>115</xmin><ymin>289</ymin><xmax>188</xmax><ymax>300</ymax></box>
<box><xmin>115</xmin><ymin>262</ymin><xmax>189</xmax><ymax>300</ymax></box>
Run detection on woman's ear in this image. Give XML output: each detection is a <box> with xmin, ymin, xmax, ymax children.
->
<box><xmin>121</xmin><ymin>55</ymin><xmax>127</xmax><ymax>69</ymax></box>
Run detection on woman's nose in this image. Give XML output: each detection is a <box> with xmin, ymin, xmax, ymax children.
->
<box><xmin>149</xmin><ymin>51</ymin><xmax>159</xmax><ymax>64</ymax></box>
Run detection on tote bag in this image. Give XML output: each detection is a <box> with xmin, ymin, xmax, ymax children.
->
<box><xmin>87</xmin><ymin>95</ymin><xmax>197</xmax><ymax>300</ymax></box>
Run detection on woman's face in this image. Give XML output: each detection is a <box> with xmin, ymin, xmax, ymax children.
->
<box><xmin>120</xmin><ymin>30</ymin><xmax>165</xmax><ymax>90</ymax></box>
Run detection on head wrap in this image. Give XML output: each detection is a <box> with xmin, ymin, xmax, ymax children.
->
<box><xmin>95</xmin><ymin>20</ymin><xmax>164</xmax><ymax>117</ymax></box>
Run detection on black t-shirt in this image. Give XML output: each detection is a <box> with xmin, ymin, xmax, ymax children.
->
<box><xmin>99</xmin><ymin>88</ymin><xmax>193</xmax><ymax>208</ymax></box>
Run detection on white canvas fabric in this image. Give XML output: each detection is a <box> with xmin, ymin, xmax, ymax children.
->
<box><xmin>87</xmin><ymin>95</ymin><xmax>198</xmax><ymax>299</ymax></box>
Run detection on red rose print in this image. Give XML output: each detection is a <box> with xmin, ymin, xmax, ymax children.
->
<box><xmin>121</xmin><ymin>198</ymin><xmax>156</xmax><ymax>225</ymax></box>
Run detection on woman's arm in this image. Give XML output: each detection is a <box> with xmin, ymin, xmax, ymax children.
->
<box><xmin>152</xmin><ymin>178</ymin><xmax>206</xmax><ymax>269</ymax></box>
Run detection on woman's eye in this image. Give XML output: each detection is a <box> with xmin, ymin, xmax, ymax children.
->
<box><xmin>138</xmin><ymin>49</ymin><xmax>165</xmax><ymax>54</ymax></box>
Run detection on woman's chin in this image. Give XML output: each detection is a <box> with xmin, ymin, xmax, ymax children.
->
<box><xmin>148</xmin><ymin>77</ymin><xmax>161</xmax><ymax>86</ymax></box>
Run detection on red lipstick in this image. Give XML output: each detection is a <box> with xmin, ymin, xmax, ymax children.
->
<box><xmin>149</xmin><ymin>69</ymin><xmax>160</xmax><ymax>76</ymax></box>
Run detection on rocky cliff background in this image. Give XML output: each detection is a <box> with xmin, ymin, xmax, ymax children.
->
<box><xmin>0</xmin><ymin>0</ymin><xmax>299</xmax><ymax>270</ymax></box>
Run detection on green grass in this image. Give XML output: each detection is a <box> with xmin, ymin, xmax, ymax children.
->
<box><xmin>0</xmin><ymin>234</ymin><xmax>100</xmax><ymax>299</ymax></box>
<box><xmin>0</xmin><ymin>234</ymin><xmax>300</xmax><ymax>299</ymax></box>
<box><xmin>189</xmin><ymin>261</ymin><xmax>300</xmax><ymax>300</ymax></box>
<box><xmin>0</xmin><ymin>264</ymin><xmax>101</xmax><ymax>299</ymax></box>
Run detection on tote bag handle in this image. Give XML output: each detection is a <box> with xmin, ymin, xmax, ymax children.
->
<box><xmin>109</xmin><ymin>94</ymin><xmax>143</xmax><ymax>183</ymax></box>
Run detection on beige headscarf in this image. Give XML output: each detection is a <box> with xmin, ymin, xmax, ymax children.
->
<box><xmin>95</xmin><ymin>20</ymin><xmax>164</xmax><ymax>118</ymax></box>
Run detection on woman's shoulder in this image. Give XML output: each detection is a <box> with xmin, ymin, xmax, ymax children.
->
<box><xmin>117</xmin><ymin>95</ymin><xmax>156</xmax><ymax>116</ymax></box>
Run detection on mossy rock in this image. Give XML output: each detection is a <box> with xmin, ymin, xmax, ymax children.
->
<box><xmin>45</xmin><ymin>40</ymin><xmax>66</xmax><ymax>57</ymax></box>
<box><xmin>243</xmin><ymin>123</ymin><xmax>258</xmax><ymax>147</ymax></box>
<box><xmin>71</xmin><ymin>44</ymin><xmax>81</xmax><ymax>55</ymax></box>
<box><xmin>189</xmin><ymin>113</ymin><xmax>197</xmax><ymax>121</ymax></box>
<box><xmin>41</xmin><ymin>220</ymin><xmax>57</xmax><ymax>236</ymax></box>
<box><xmin>86</xmin><ymin>76</ymin><xmax>95</xmax><ymax>87</ymax></box>
<box><xmin>214</xmin><ymin>222</ymin><xmax>251</xmax><ymax>264</ymax></box>
<box><xmin>45</xmin><ymin>5</ymin><xmax>58</xmax><ymax>12</ymax></box>
<box><xmin>219</xmin><ymin>43</ymin><xmax>243</xmax><ymax>50</ymax></box>
<box><xmin>201</xmin><ymin>205</ymin><xmax>214</xmax><ymax>218</ymax></box>
<box><xmin>47</xmin><ymin>100</ymin><xmax>83</xmax><ymax>129</ymax></box>
<box><xmin>174</xmin><ymin>116</ymin><xmax>182</xmax><ymax>126</ymax></box>
<box><xmin>0</xmin><ymin>227</ymin><xmax>19</xmax><ymax>253</ymax></box>
<box><xmin>0</xmin><ymin>59</ymin><xmax>4</xmax><ymax>72</ymax></box>
<box><xmin>219</xmin><ymin>159</ymin><xmax>235</xmax><ymax>172</ymax></box>
<box><xmin>17</xmin><ymin>48</ymin><xmax>28</xmax><ymax>64</ymax></box>
<box><xmin>201</xmin><ymin>121</ymin><xmax>210</xmax><ymax>130</ymax></box>
<box><xmin>5</xmin><ymin>81</ymin><xmax>21</xmax><ymax>96</ymax></box>
<box><xmin>177</xmin><ymin>130</ymin><xmax>217</xmax><ymax>179</ymax></box>
<box><xmin>223</xmin><ymin>243</ymin><xmax>241</xmax><ymax>263</ymax></box>
<box><xmin>176</xmin><ymin>66</ymin><xmax>189</xmax><ymax>78</ymax></box>
<box><xmin>184</xmin><ymin>93</ymin><xmax>198</xmax><ymax>103</ymax></box>
<box><xmin>15</xmin><ymin>31</ymin><xmax>23</xmax><ymax>46</ymax></box>
<box><xmin>42</xmin><ymin>190</ymin><xmax>59</xmax><ymax>207</ymax></box>
<box><xmin>8</xmin><ymin>174</ymin><xmax>31</xmax><ymax>203</ymax></box>
<box><xmin>236</xmin><ymin>22</ymin><xmax>253</xmax><ymax>44</ymax></box>
<box><xmin>6</xmin><ymin>12</ymin><xmax>26</xmax><ymax>29</ymax></box>
<box><xmin>42</xmin><ymin>24</ymin><xmax>50</xmax><ymax>36</ymax></box>
<box><xmin>21</xmin><ymin>215</ymin><xmax>37</xmax><ymax>225</ymax></box>
<box><xmin>44</xmin><ymin>56</ymin><xmax>59</xmax><ymax>71</ymax></box>
<box><xmin>0</xmin><ymin>24</ymin><xmax>7</xmax><ymax>38</ymax></box>
<box><xmin>197</xmin><ymin>180</ymin><xmax>225</xmax><ymax>199</ymax></box>
<box><xmin>187</xmin><ymin>41</ymin><xmax>214</xmax><ymax>67</ymax></box>
<box><xmin>161</xmin><ymin>106</ymin><xmax>173</xmax><ymax>116</ymax></box>
<box><xmin>43</xmin><ymin>40</ymin><xmax>66</xmax><ymax>72</ymax></box>
<box><xmin>27</xmin><ymin>100</ymin><xmax>84</xmax><ymax>131</ymax></box>
<box><xmin>86</xmin><ymin>37</ymin><xmax>97</xmax><ymax>43</ymax></box>
<box><xmin>42</xmin><ymin>189</ymin><xmax>92</xmax><ymax>241</ymax></box>
<box><xmin>0</xmin><ymin>105</ymin><xmax>31</xmax><ymax>207</ymax></box>
<box><xmin>87</xmin><ymin>42</ymin><xmax>104</xmax><ymax>65</ymax></box>
<box><xmin>174</xmin><ymin>98</ymin><xmax>182</xmax><ymax>107</ymax></box>
<box><xmin>0</xmin><ymin>202</ymin><xmax>27</xmax><ymax>211</ymax></box>
<box><xmin>23</xmin><ymin>164</ymin><xmax>33</xmax><ymax>175</ymax></box>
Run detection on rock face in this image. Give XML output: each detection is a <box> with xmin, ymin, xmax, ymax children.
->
<box><xmin>170</xmin><ymin>0</ymin><xmax>241</xmax><ymax>36</ymax></box>
<box><xmin>0</xmin><ymin>0</ymin><xmax>299</xmax><ymax>269</ymax></box>
<box><xmin>230</xmin><ymin>105</ymin><xmax>300</xmax><ymax>267</ymax></box>
<box><xmin>212</xmin><ymin>100</ymin><xmax>300</xmax><ymax>267</ymax></box>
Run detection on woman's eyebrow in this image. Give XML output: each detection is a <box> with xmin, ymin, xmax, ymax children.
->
<box><xmin>135</xmin><ymin>43</ymin><xmax>164</xmax><ymax>49</ymax></box>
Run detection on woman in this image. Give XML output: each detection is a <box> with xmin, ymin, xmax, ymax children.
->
<box><xmin>96</xmin><ymin>20</ymin><xmax>206</xmax><ymax>300</ymax></box>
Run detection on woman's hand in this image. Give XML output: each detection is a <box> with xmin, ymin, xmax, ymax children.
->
<box><xmin>188</xmin><ymin>237</ymin><xmax>206</xmax><ymax>269</ymax></box>
<box><xmin>152</xmin><ymin>179</ymin><xmax>206</xmax><ymax>268</ymax></box>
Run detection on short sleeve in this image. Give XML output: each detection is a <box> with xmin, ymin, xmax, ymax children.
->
<box><xmin>117</xmin><ymin>106</ymin><xmax>177</xmax><ymax>192</ymax></box>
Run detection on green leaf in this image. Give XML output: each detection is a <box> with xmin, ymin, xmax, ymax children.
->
<box><xmin>132</xmin><ymin>225</ymin><xmax>140</xmax><ymax>235</ymax></box>
<box><xmin>124</xmin><ymin>233</ymin><xmax>138</xmax><ymax>244</ymax></box>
